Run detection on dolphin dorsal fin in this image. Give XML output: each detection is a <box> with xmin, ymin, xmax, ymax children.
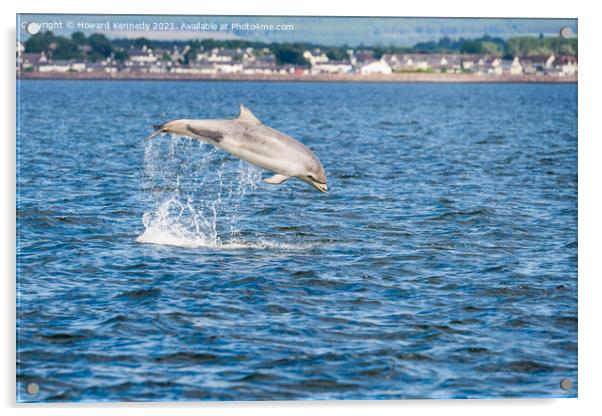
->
<box><xmin>237</xmin><ymin>104</ymin><xmax>261</xmax><ymax>124</ymax></box>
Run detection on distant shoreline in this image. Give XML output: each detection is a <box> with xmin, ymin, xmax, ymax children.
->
<box><xmin>17</xmin><ymin>71</ymin><xmax>577</xmax><ymax>84</ymax></box>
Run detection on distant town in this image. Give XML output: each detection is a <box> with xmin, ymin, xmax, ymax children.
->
<box><xmin>17</xmin><ymin>31</ymin><xmax>578</xmax><ymax>82</ymax></box>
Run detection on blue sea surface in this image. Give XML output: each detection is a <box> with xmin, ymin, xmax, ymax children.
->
<box><xmin>16</xmin><ymin>80</ymin><xmax>578</xmax><ymax>402</ymax></box>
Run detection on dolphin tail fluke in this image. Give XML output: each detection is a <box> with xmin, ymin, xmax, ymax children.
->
<box><xmin>144</xmin><ymin>130</ymin><xmax>162</xmax><ymax>142</ymax></box>
<box><xmin>144</xmin><ymin>122</ymin><xmax>169</xmax><ymax>141</ymax></box>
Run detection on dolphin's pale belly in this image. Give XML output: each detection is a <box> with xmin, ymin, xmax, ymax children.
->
<box><xmin>216</xmin><ymin>123</ymin><xmax>310</xmax><ymax>176</ymax></box>
<box><xmin>220</xmin><ymin>141</ymin><xmax>298</xmax><ymax>175</ymax></box>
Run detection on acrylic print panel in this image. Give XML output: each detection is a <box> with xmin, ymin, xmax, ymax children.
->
<box><xmin>16</xmin><ymin>14</ymin><xmax>578</xmax><ymax>402</ymax></box>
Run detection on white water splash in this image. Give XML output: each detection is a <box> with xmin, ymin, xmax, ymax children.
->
<box><xmin>137</xmin><ymin>134</ymin><xmax>311</xmax><ymax>250</ymax></box>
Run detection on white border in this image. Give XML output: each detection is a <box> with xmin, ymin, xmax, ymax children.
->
<box><xmin>3</xmin><ymin>1</ymin><xmax>601</xmax><ymax>415</ymax></box>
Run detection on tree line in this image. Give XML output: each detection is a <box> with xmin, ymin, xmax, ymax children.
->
<box><xmin>23</xmin><ymin>31</ymin><xmax>578</xmax><ymax>65</ymax></box>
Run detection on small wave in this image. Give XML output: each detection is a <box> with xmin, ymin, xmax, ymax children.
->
<box><xmin>115</xmin><ymin>288</ymin><xmax>161</xmax><ymax>301</ymax></box>
<box><xmin>136</xmin><ymin>226</ymin><xmax>319</xmax><ymax>251</ymax></box>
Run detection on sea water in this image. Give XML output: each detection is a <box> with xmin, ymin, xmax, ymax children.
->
<box><xmin>16</xmin><ymin>80</ymin><xmax>577</xmax><ymax>401</ymax></box>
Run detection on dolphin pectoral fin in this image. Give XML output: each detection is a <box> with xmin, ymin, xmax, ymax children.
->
<box><xmin>264</xmin><ymin>174</ymin><xmax>290</xmax><ymax>185</ymax></box>
<box><xmin>237</xmin><ymin>104</ymin><xmax>262</xmax><ymax>124</ymax></box>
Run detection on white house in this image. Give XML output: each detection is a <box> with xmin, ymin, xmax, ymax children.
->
<box><xmin>242</xmin><ymin>57</ymin><xmax>277</xmax><ymax>75</ymax></box>
<box><xmin>501</xmin><ymin>57</ymin><xmax>523</xmax><ymax>75</ymax></box>
<box><xmin>521</xmin><ymin>54</ymin><xmax>556</xmax><ymax>74</ymax></box>
<box><xmin>214</xmin><ymin>62</ymin><xmax>243</xmax><ymax>74</ymax></box>
<box><xmin>510</xmin><ymin>57</ymin><xmax>523</xmax><ymax>75</ymax></box>
<box><xmin>303</xmin><ymin>49</ymin><xmax>329</xmax><ymax>65</ymax></box>
<box><xmin>424</xmin><ymin>55</ymin><xmax>461</xmax><ymax>72</ymax></box>
<box><xmin>470</xmin><ymin>57</ymin><xmax>503</xmax><ymax>75</ymax></box>
<box><xmin>556</xmin><ymin>56</ymin><xmax>578</xmax><ymax>76</ymax></box>
<box><xmin>360</xmin><ymin>59</ymin><xmax>392</xmax><ymax>75</ymax></box>
<box><xmin>195</xmin><ymin>51</ymin><xmax>209</xmax><ymax>62</ymax></box>
<box><xmin>243</xmin><ymin>64</ymin><xmax>276</xmax><ymax>75</ymax></box>
<box><xmin>347</xmin><ymin>49</ymin><xmax>357</xmax><ymax>66</ymax></box>
<box><xmin>38</xmin><ymin>60</ymin><xmax>85</xmax><ymax>73</ymax></box>
<box><xmin>207</xmin><ymin>48</ymin><xmax>241</xmax><ymax>63</ymax></box>
<box><xmin>172</xmin><ymin>63</ymin><xmax>217</xmax><ymax>75</ymax></box>
<box><xmin>311</xmin><ymin>61</ymin><xmax>353</xmax><ymax>75</ymax></box>
<box><xmin>148</xmin><ymin>63</ymin><xmax>170</xmax><ymax>73</ymax></box>
<box><xmin>129</xmin><ymin>46</ymin><xmax>157</xmax><ymax>64</ymax></box>
<box><xmin>38</xmin><ymin>64</ymin><xmax>71</xmax><ymax>73</ymax></box>
<box><xmin>69</xmin><ymin>62</ymin><xmax>86</xmax><ymax>72</ymax></box>
<box><xmin>382</xmin><ymin>54</ymin><xmax>434</xmax><ymax>72</ymax></box>
<box><xmin>86</xmin><ymin>62</ymin><xmax>118</xmax><ymax>73</ymax></box>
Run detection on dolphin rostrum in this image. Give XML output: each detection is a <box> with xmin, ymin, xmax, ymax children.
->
<box><xmin>145</xmin><ymin>105</ymin><xmax>327</xmax><ymax>193</ymax></box>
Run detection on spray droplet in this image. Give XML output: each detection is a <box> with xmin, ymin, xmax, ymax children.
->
<box><xmin>138</xmin><ymin>134</ymin><xmax>261</xmax><ymax>248</ymax></box>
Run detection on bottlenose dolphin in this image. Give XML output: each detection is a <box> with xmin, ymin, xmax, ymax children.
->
<box><xmin>145</xmin><ymin>105</ymin><xmax>327</xmax><ymax>192</ymax></box>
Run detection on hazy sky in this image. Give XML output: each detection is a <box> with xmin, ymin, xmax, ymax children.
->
<box><xmin>18</xmin><ymin>14</ymin><xmax>578</xmax><ymax>47</ymax></box>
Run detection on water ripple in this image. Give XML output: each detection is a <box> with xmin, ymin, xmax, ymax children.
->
<box><xmin>17</xmin><ymin>81</ymin><xmax>577</xmax><ymax>402</ymax></box>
